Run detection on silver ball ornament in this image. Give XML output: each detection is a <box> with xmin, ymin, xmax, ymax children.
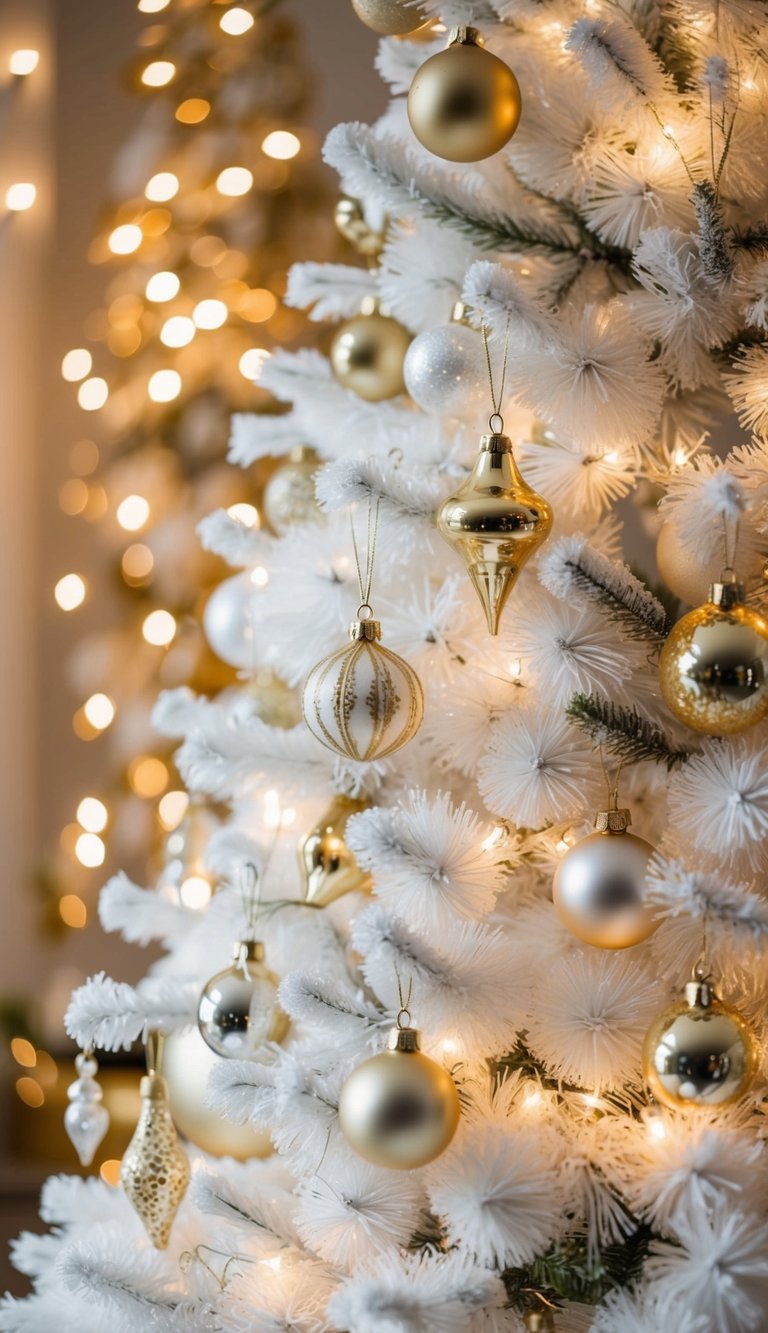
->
<box><xmin>338</xmin><ymin>1026</ymin><xmax>460</xmax><ymax>1169</ymax></box>
<box><xmin>644</xmin><ymin>977</ymin><xmax>758</xmax><ymax>1110</ymax></box>
<box><xmin>198</xmin><ymin>941</ymin><xmax>289</xmax><ymax>1059</ymax></box>
<box><xmin>203</xmin><ymin>571</ymin><xmax>265</xmax><ymax>671</ymax></box>
<box><xmin>553</xmin><ymin>808</ymin><xmax>657</xmax><ymax>950</ymax></box>
<box><xmin>404</xmin><ymin>320</ymin><xmax>487</xmax><ymax>417</ymax></box>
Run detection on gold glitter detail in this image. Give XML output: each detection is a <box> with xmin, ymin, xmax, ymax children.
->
<box><xmin>120</xmin><ymin>1074</ymin><xmax>189</xmax><ymax>1249</ymax></box>
<box><xmin>303</xmin><ymin>638</ymin><xmax>423</xmax><ymax>761</ymax></box>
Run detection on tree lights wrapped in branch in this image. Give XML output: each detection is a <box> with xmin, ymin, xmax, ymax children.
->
<box><xmin>8</xmin><ymin>0</ymin><xmax>768</xmax><ymax>1329</ymax></box>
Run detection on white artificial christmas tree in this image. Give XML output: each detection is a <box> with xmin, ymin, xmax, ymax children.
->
<box><xmin>7</xmin><ymin>1</ymin><xmax>768</xmax><ymax>1329</ymax></box>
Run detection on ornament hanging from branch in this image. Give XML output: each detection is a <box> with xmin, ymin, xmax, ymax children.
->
<box><xmin>302</xmin><ymin>499</ymin><xmax>424</xmax><ymax>760</ymax></box>
<box><xmin>407</xmin><ymin>27</ymin><xmax>521</xmax><ymax>162</ymax></box>
<box><xmin>437</xmin><ymin>321</ymin><xmax>552</xmax><ymax>634</ymax></box>
<box><xmin>120</xmin><ymin>1032</ymin><xmax>190</xmax><ymax>1250</ymax></box>
<box><xmin>64</xmin><ymin>1048</ymin><xmax>110</xmax><ymax>1168</ymax></box>
<box><xmin>298</xmin><ymin>794</ymin><xmax>372</xmax><ymax>908</ymax></box>
<box><xmin>350</xmin><ymin>0</ymin><xmax>429</xmax><ymax>37</ymax></box>
<box><xmin>338</xmin><ymin>974</ymin><xmax>460</xmax><ymax>1169</ymax></box>
<box><xmin>404</xmin><ymin>302</ymin><xmax>487</xmax><ymax>418</ymax></box>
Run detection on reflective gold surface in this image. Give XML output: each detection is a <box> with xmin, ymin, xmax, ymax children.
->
<box><xmin>643</xmin><ymin>994</ymin><xmax>757</xmax><ymax>1110</ymax></box>
<box><xmin>338</xmin><ymin>1031</ymin><xmax>460</xmax><ymax>1169</ymax></box>
<box><xmin>330</xmin><ymin>309</ymin><xmax>411</xmax><ymax>402</ymax></box>
<box><xmin>334</xmin><ymin>195</ymin><xmax>386</xmax><ymax>257</ymax></box>
<box><xmin>407</xmin><ymin>30</ymin><xmax>521</xmax><ymax>163</ymax></box>
<box><xmin>351</xmin><ymin>0</ymin><xmax>430</xmax><ymax>36</ymax></box>
<box><xmin>436</xmin><ymin>433</ymin><xmax>552</xmax><ymax>634</ymax></box>
<box><xmin>163</xmin><ymin>1028</ymin><xmax>273</xmax><ymax>1159</ymax></box>
<box><xmin>659</xmin><ymin>596</ymin><xmax>768</xmax><ymax>735</ymax></box>
<box><xmin>299</xmin><ymin>794</ymin><xmax>372</xmax><ymax>907</ymax></box>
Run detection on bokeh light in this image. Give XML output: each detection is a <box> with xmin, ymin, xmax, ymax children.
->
<box><xmin>61</xmin><ymin>348</ymin><xmax>92</xmax><ymax>382</ymax></box>
<box><xmin>5</xmin><ymin>183</ymin><xmax>36</xmax><ymax>211</ymax></box>
<box><xmin>54</xmin><ymin>574</ymin><xmax>86</xmax><ymax>611</ymax></box>
<box><xmin>142</xmin><ymin>609</ymin><xmax>176</xmax><ymax>645</ymax></box>
<box><xmin>215</xmin><ymin>166</ymin><xmax>253</xmax><ymax>197</ymax></box>
<box><xmin>261</xmin><ymin>131</ymin><xmax>300</xmax><ymax>160</ymax></box>
<box><xmin>116</xmin><ymin>494</ymin><xmax>150</xmax><ymax>531</ymax></box>
<box><xmin>145</xmin><ymin>270</ymin><xmax>180</xmax><ymax>302</ymax></box>
<box><xmin>83</xmin><ymin>693</ymin><xmax>115</xmax><ymax>729</ymax></box>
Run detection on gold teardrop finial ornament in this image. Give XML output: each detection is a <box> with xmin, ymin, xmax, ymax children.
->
<box><xmin>299</xmin><ymin>795</ymin><xmax>372</xmax><ymax>907</ymax></box>
<box><xmin>437</xmin><ymin>431</ymin><xmax>552</xmax><ymax>634</ymax></box>
<box><xmin>120</xmin><ymin>1039</ymin><xmax>190</xmax><ymax>1250</ymax></box>
<box><xmin>658</xmin><ymin>575</ymin><xmax>768</xmax><ymax>735</ymax></box>
<box><xmin>407</xmin><ymin>27</ymin><xmax>521</xmax><ymax>163</ymax></box>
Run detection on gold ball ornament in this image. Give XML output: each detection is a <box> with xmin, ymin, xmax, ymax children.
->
<box><xmin>659</xmin><ymin>576</ymin><xmax>768</xmax><ymax>735</ymax></box>
<box><xmin>656</xmin><ymin>521</ymin><xmax>724</xmax><ymax>608</ymax></box>
<box><xmin>299</xmin><ymin>794</ymin><xmax>372</xmax><ymax>908</ymax></box>
<box><xmin>163</xmin><ymin>1028</ymin><xmax>273</xmax><ymax>1159</ymax></box>
<box><xmin>350</xmin><ymin>0</ymin><xmax>429</xmax><ymax>35</ymax></box>
<box><xmin>197</xmin><ymin>940</ymin><xmax>289</xmax><ymax>1059</ymax></box>
<box><xmin>302</xmin><ymin>611</ymin><xmax>424</xmax><ymax>761</ymax></box>
<box><xmin>553</xmin><ymin>806</ymin><xmax>658</xmax><ymax>950</ymax></box>
<box><xmin>330</xmin><ymin>299</ymin><xmax>411</xmax><ymax>402</ymax></box>
<box><xmin>120</xmin><ymin>1069</ymin><xmax>190</xmax><ymax>1249</ymax></box>
<box><xmin>338</xmin><ymin>1024</ymin><xmax>460</xmax><ymax>1169</ymax></box>
<box><xmin>263</xmin><ymin>446</ymin><xmax>322</xmax><ymax>535</ymax></box>
<box><xmin>407</xmin><ymin>27</ymin><xmax>521</xmax><ymax>163</ymax></box>
<box><xmin>644</xmin><ymin>976</ymin><xmax>758</xmax><ymax>1111</ymax></box>
<box><xmin>334</xmin><ymin>195</ymin><xmax>386</xmax><ymax>258</ymax></box>
<box><xmin>436</xmin><ymin>430</ymin><xmax>552</xmax><ymax>635</ymax></box>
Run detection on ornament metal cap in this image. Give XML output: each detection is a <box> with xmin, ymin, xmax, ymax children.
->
<box><xmin>349</xmin><ymin>615</ymin><xmax>382</xmax><ymax>641</ymax></box>
<box><xmin>524</xmin><ymin>1312</ymin><xmax>555</xmax><ymax>1333</ymax></box>
<box><xmin>448</xmin><ymin>25</ymin><xmax>482</xmax><ymax>46</ymax></box>
<box><xmin>233</xmin><ymin>939</ymin><xmax>264</xmax><ymax>963</ymax></box>
<box><xmin>685</xmin><ymin>977</ymin><xmax>715</xmax><ymax>1008</ymax></box>
<box><xmin>388</xmin><ymin>1025</ymin><xmax>421</xmax><ymax>1053</ymax></box>
<box><xmin>594</xmin><ymin>807</ymin><xmax>632</xmax><ymax>833</ymax></box>
<box><xmin>709</xmin><ymin>576</ymin><xmax>745</xmax><ymax>609</ymax></box>
<box><xmin>140</xmin><ymin>1072</ymin><xmax>169</xmax><ymax>1100</ymax></box>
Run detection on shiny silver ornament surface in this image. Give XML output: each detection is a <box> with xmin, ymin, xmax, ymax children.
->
<box><xmin>64</xmin><ymin>1051</ymin><xmax>109</xmax><ymax>1167</ymax></box>
<box><xmin>644</xmin><ymin>978</ymin><xmax>758</xmax><ymax>1111</ymax></box>
<box><xmin>197</xmin><ymin>940</ymin><xmax>289</xmax><ymax>1058</ymax></box>
<box><xmin>263</xmin><ymin>446</ymin><xmax>322</xmax><ymax>535</ymax></box>
<box><xmin>203</xmin><ymin>570</ymin><xmax>265</xmax><ymax>671</ymax></box>
<box><xmin>404</xmin><ymin>310</ymin><xmax>487</xmax><ymax>417</ymax></box>
<box><xmin>338</xmin><ymin>1025</ymin><xmax>460</xmax><ymax>1169</ymax></box>
<box><xmin>552</xmin><ymin>807</ymin><xmax>657</xmax><ymax>950</ymax></box>
<box><xmin>659</xmin><ymin>577</ymin><xmax>768</xmax><ymax>735</ymax></box>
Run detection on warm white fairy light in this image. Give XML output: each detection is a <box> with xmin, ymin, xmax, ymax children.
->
<box><xmin>54</xmin><ymin>574</ymin><xmax>86</xmax><ymax>611</ymax></box>
<box><xmin>179</xmin><ymin>875</ymin><xmax>212</xmax><ymax>909</ymax></box>
<box><xmin>145</xmin><ymin>172</ymin><xmax>179</xmax><ymax>202</ymax></box>
<box><xmin>158</xmin><ymin>790</ymin><xmax>189</xmax><ymax>830</ymax></box>
<box><xmin>215</xmin><ymin>166</ymin><xmax>253</xmax><ymax>197</ymax></box>
<box><xmin>61</xmin><ymin>349</ymin><xmax>92</xmax><ymax>382</ymax></box>
<box><xmin>220</xmin><ymin>7</ymin><xmax>254</xmax><ymax>34</ymax></box>
<box><xmin>108</xmin><ymin>223</ymin><xmax>142</xmax><ymax>255</ymax></box>
<box><xmin>83</xmin><ymin>693</ymin><xmax>115</xmax><ymax>729</ymax></box>
<box><xmin>75</xmin><ymin>832</ymin><xmax>106</xmax><ymax>868</ymax></box>
<box><xmin>9</xmin><ymin>49</ymin><xmax>40</xmax><ymax>76</ymax></box>
<box><xmin>148</xmin><ymin>368</ymin><xmax>182</xmax><ymax>402</ymax></box>
<box><xmin>141</xmin><ymin>60</ymin><xmax>175</xmax><ymax>87</ymax></box>
<box><xmin>145</xmin><ymin>270</ymin><xmax>180</xmax><ymax>302</ymax></box>
<box><xmin>5</xmin><ymin>183</ymin><xmax>36</xmax><ymax>212</ymax></box>
<box><xmin>239</xmin><ymin>347</ymin><xmax>270</xmax><ymax>379</ymax></box>
<box><xmin>77</xmin><ymin>377</ymin><xmax>109</xmax><ymax>411</ymax></box>
<box><xmin>116</xmin><ymin>494</ymin><xmax>150</xmax><ymax>531</ymax></box>
<box><xmin>77</xmin><ymin>797</ymin><xmax>108</xmax><ymax>834</ymax></box>
<box><xmin>193</xmin><ymin>298</ymin><xmax>227</xmax><ymax>329</ymax></box>
<box><xmin>250</xmin><ymin>565</ymin><xmax>269</xmax><ymax>587</ymax></box>
<box><xmin>261</xmin><ymin>130</ymin><xmax>300</xmax><ymax>160</ymax></box>
<box><xmin>160</xmin><ymin>315</ymin><xmax>195</xmax><ymax>347</ymax></box>
<box><xmin>142</xmin><ymin>609</ymin><xmax>176</xmax><ymax>646</ymax></box>
<box><xmin>138</xmin><ymin>0</ymin><xmax>170</xmax><ymax>9</ymax></box>
<box><xmin>227</xmin><ymin>502</ymin><xmax>259</xmax><ymax>527</ymax></box>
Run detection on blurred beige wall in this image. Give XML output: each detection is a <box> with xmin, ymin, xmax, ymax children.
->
<box><xmin>2</xmin><ymin>1</ymin><xmax>386</xmax><ymax>1045</ymax></box>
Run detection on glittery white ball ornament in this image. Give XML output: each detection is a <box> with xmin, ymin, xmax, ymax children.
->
<box><xmin>203</xmin><ymin>571</ymin><xmax>265</xmax><ymax>671</ymax></box>
<box><xmin>404</xmin><ymin>314</ymin><xmax>487</xmax><ymax>417</ymax></box>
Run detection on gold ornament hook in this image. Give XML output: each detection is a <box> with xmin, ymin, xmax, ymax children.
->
<box><xmin>482</xmin><ymin>314</ymin><xmax>510</xmax><ymax>435</ymax></box>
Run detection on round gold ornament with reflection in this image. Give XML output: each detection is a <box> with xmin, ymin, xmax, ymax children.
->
<box><xmin>263</xmin><ymin>446</ymin><xmax>322</xmax><ymax>535</ymax></box>
<box><xmin>163</xmin><ymin>1027</ymin><xmax>273</xmax><ymax>1160</ymax></box>
<box><xmin>407</xmin><ymin>27</ymin><xmax>521</xmax><ymax>163</ymax></box>
<box><xmin>330</xmin><ymin>298</ymin><xmax>411</xmax><ymax>402</ymax></box>
<box><xmin>552</xmin><ymin>805</ymin><xmax>658</xmax><ymax>950</ymax></box>
<box><xmin>659</xmin><ymin>576</ymin><xmax>768</xmax><ymax>735</ymax></box>
<box><xmin>351</xmin><ymin>0</ymin><xmax>429</xmax><ymax>35</ymax></box>
<box><xmin>338</xmin><ymin>1024</ymin><xmax>460</xmax><ymax>1169</ymax></box>
<box><xmin>334</xmin><ymin>196</ymin><xmax>385</xmax><ymax>258</ymax></box>
<box><xmin>643</xmin><ymin>975</ymin><xmax>758</xmax><ymax>1111</ymax></box>
<box><xmin>302</xmin><ymin>611</ymin><xmax>424</xmax><ymax>761</ymax></box>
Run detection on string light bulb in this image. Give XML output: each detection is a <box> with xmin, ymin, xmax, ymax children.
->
<box><xmin>61</xmin><ymin>349</ymin><xmax>93</xmax><ymax>382</ymax></box>
<box><xmin>261</xmin><ymin>131</ymin><xmax>300</xmax><ymax>160</ymax></box>
<box><xmin>145</xmin><ymin>172</ymin><xmax>179</xmax><ymax>202</ymax></box>
<box><xmin>108</xmin><ymin>223</ymin><xmax>143</xmax><ymax>255</ymax></box>
<box><xmin>5</xmin><ymin>183</ymin><xmax>36</xmax><ymax>212</ymax></box>
<box><xmin>160</xmin><ymin>315</ymin><xmax>195</xmax><ymax>347</ymax></box>
<box><xmin>239</xmin><ymin>347</ymin><xmax>270</xmax><ymax>379</ymax></box>
<box><xmin>215</xmin><ymin>166</ymin><xmax>253</xmax><ymax>197</ymax></box>
<box><xmin>75</xmin><ymin>831</ymin><xmax>106</xmax><ymax>868</ymax></box>
<box><xmin>116</xmin><ymin>494</ymin><xmax>150</xmax><ymax>531</ymax></box>
<box><xmin>54</xmin><ymin>574</ymin><xmax>86</xmax><ymax>611</ymax></box>
<box><xmin>220</xmin><ymin>7</ymin><xmax>254</xmax><ymax>34</ymax></box>
<box><xmin>77</xmin><ymin>377</ymin><xmax>109</xmax><ymax>411</ymax></box>
<box><xmin>76</xmin><ymin>797</ymin><xmax>108</xmax><ymax>833</ymax></box>
<box><xmin>145</xmin><ymin>270</ymin><xmax>180</xmax><ymax>302</ymax></box>
<box><xmin>141</xmin><ymin>60</ymin><xmax>175</xmax><ymax>87</ymax></box>
<box><xmin>83</xmin><ymin>693</ymin><xmax>115</xmax><ymax>729</ymax></box>
<box><xmin>148</xmin><ymin>368</ymin><xmax>182</xmax><ymax>402</ymax></box>
<box><xmin>142</xmin><ymin>609</ymin><xmax>176</xmax><ymax>645</ymax></box>
<box><xmin>193</xmin><ymin>299</ymin><xmax>227</xmax><ymax>329</ymax></box>
<box><xmin>9</xmin><ymin>49</ymin><xmax>40</xmax><ymax>76</ymax></box>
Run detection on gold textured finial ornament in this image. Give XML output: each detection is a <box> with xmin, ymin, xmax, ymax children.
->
<box><xmin>553</xmin><ymin>801</ymin><xmax>658</xmax><ymax>950</ymax></box>
<box><xmin>643</xmin><ymin>970</ymin><xmax>758</xmax><ymax>1111</ymax></box>
<box><xmin>338</xmin><ymin>982</ymin><xmax>460</xmax><ymax>1169</ymax></box>
<box><xmin>299</xmin><ymin>795</ymin><xmax>372</xmax><ymax>907</ymax></box>
<box><xmin>350</xmin><ymin>0</ymin><xmax>430</xmax><ymax>35</ymax></box>
<box><xmin>120</xmin><ymin>1033</ymin><xmax>190</xmax><ymax>1250</ymax></box>
<box><xmin>330</xmin><ymin>296</ymin><xmax>412</xmax><ymax>402</ymax></box>
<box><xmin>658</xmin><ymin>573</ymin><xmax>768</xmax><ymax>735</ymax></box>
<box><xmin>303</xmin><ymin>499</ymin><xmax>424</xmax><ymax>760</ymax></box>
<box><xmin>407</xmin><ymin>27</ymin><xmax>521</xmax><ymax>162</ymax></box>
